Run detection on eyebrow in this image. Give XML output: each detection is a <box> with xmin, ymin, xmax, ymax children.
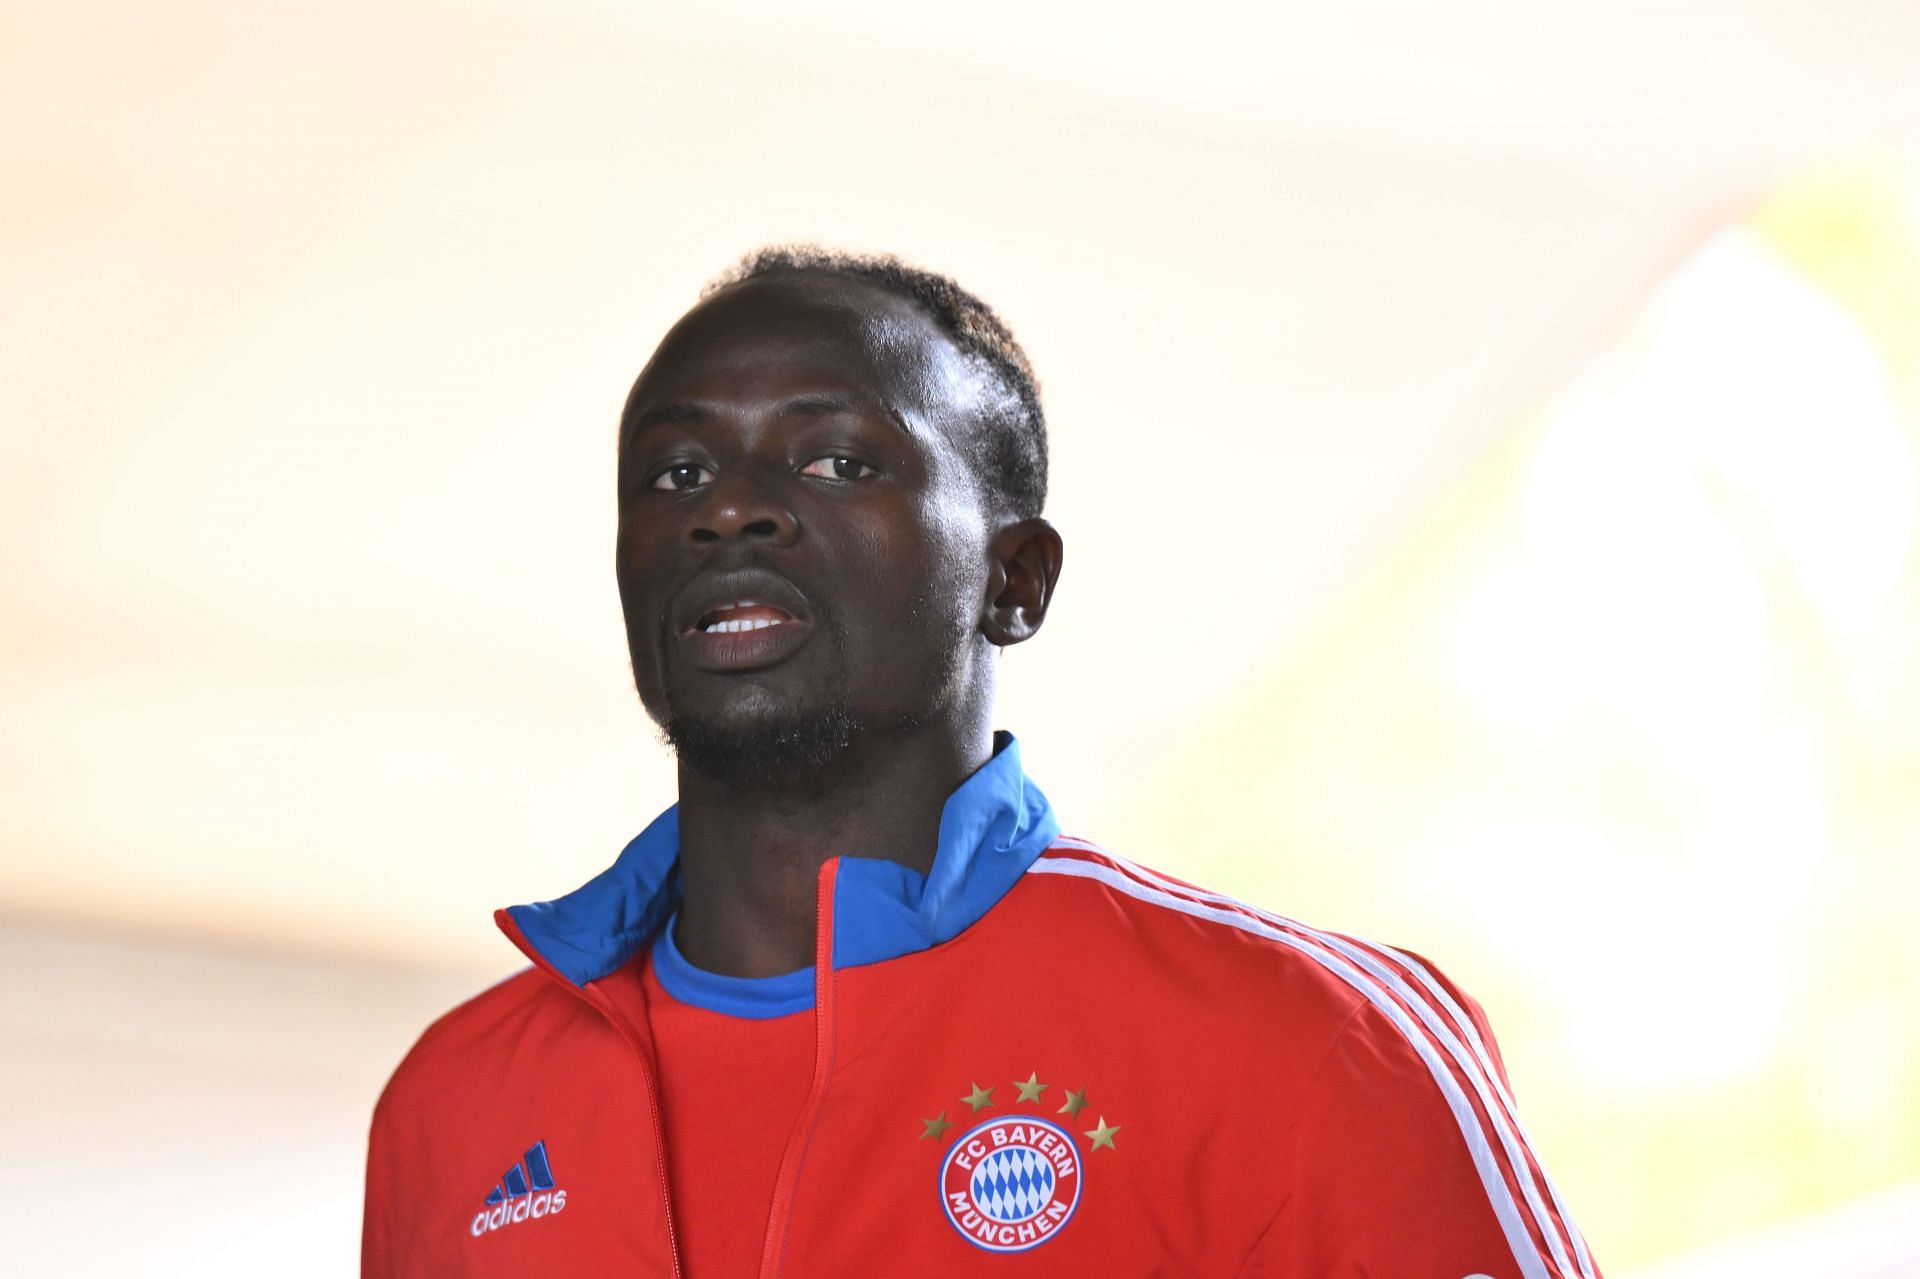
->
<box><xmin>782</xmin><ymin>392</ymin><xmax>918</xmax><ymax>438</ymax></box>
<box><xmin>619</xmin><ymin>401</ymin><xmax>701</xmax><ymax>456</ymax></box>
<box><xmin>777</xmin><ymin>392</ymin><xmax>860</xmax><ymax>419</ymax></box>
<box><xmin>624</xmin><ymin>392</ymin><xmax>915</xmax><ymax>447</ymax></box>
<box><xmin>626</xmin><ymin>401</ymin><xmax>706</xmax><ymax>433</ymax></box>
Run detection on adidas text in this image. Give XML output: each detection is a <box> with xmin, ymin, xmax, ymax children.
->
<box><xmin>471</xmin><ymin>1189</ymin><xmax>567</xmax><ymax>1236</ymax></box>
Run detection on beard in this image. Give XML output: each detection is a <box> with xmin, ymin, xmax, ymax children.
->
<box><xmin>650</xmin><ymin>593</ymin><xmax>868</xmax><ymax>786</ymax></box>
<box><xmin>662</xmin><ymin>698</ymin><xmax>863</xmax><ymax>786</ymax></box>
<box><xmin>641</xmin><ymin>577</ymin><xmax>970</xmax><ymax>786</ymax></box>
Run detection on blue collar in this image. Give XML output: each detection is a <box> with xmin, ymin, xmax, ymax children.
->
<box><xmin>504</xmin><ymin>733</ymin><xmax>1059</xmax><ymax>1016</ymax></box>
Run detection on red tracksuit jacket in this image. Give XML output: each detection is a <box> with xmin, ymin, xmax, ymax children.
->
<box><xmin>364</xmin><ymin>735</ymin><xmax>1599</xmax><ymax>1277</ymax></box>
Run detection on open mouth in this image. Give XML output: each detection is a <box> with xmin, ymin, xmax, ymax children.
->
<box><xmin>692</xmin><ymin>600</ymin><xmax>798</xmax><ymax>634</ymax></box>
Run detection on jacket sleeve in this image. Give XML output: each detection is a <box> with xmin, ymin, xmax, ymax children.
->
<box><xmin>1238</xmin><ymin>969</ymin><xmax>1600</xmax><ymax>1279</ymax></box>
<box><xmin>362</xmin><ymin>1084</ymin><xmax>407</xmax><ymax>1278</ymax></box>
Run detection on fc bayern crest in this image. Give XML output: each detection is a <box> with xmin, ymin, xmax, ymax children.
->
<box><xmin>939</xmin><ymin>1115</ymin><xmax>1083</xmax><ymax>1253</ymax></box>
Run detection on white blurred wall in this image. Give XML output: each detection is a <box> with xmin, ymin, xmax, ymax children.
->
<box><xmin>7</xmin><ymin>1</ymin><xmax>1920</xmax><ymax>1272</ymax></box>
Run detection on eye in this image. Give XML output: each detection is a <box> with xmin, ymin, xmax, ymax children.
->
<box><xmin>650</xmin><ymin>463</ymin><xmax>715</xmax><ymax>491</ymax></box>
<box><xmin>800</xmin><ymin>456</ymin><xmax>876</xmax><ymax>481</ymax></box>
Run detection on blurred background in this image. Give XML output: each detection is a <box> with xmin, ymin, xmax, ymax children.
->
<box><xmin>5</xmin><ymin>1</ymin><xmax>1919</xmax><ymax>1273</ymax></box>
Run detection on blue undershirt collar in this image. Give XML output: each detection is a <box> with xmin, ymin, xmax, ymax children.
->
<box><xmin>504</xmin><ymin>732</ymin><xmax>1059</xmax><ymax>1018</ymax></box>
<box><xmin>651</xmin><ymin>913</ymin><xmax>814</xmax><ymax>1018</ymax></box>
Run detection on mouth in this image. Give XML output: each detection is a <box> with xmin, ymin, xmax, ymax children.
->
<box><xmin>689</xmin><ymin>600</ymin><xmax>799</xmax><ymax>635</ymax></box>
<box><xmin>671</xmin><ymin>569</ymin><xmax>816</xmax><ymax>673</ymax></box>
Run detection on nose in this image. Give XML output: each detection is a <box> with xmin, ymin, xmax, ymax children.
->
<box><xmin>690</xmin><ymin>470</ymin><xmax>799</xmax><ymax>546</ymax></box>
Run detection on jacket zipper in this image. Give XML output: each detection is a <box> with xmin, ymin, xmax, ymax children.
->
<box><xmin>756</xmin><ymin>857</ymin><xmax>842</xmax><ymax>1279</ymax></box>
<box><xmin>497</xmin><ymin>911</ymin><xmax>685</xmax><ymax>1279</ymax></box>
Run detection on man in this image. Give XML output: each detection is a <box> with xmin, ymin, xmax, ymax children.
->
<box><xmin>363</xmin><ymin>248</ymin><xmax>1599</xmax><ymax>1277</ymax></box>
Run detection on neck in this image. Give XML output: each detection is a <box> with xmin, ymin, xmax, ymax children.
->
<box><xmin>670</xmin><ymin>717</ymin><xmax>995</xmax><ymax>979</ymax></box>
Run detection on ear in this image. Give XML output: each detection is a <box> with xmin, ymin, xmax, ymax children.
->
<box><xmin>980</xmin><ymin>518</ymin><xmax>1064</xmax><ymax>647</ymax></box>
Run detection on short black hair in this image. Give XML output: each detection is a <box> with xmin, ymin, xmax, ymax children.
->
<box><xmin>705</xmin><ymin>246</ymin><xmax>1048</xmax><ymax>519</ymax></box>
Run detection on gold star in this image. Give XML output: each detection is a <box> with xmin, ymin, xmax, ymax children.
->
<box><xmin>1056</xmin><ymin>1086</ymin><xmax>1088</xmax><ymax>1118</ymax></box>
<box><xmin>962</xmin><ymin>1082</ymin><xmax>995</xmax><ymax>1114</ymax></box>
<box><xmin>920</xmin><ymin>1111</ymin><xmax>952</xmax><ymax>1141</ymax></box>
<box><xmin>1084</xmin><ymin>1116</ymin><xmax>1120</xmax><ymax>1151</ymax></box>
<box><xmin>1014</xmin><ymin>1071</ymin><xmax>1048</xmax><ymax>1104</ymax></box>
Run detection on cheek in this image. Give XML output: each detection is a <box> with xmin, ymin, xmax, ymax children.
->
<box><xmin>614</xmin><ymin>521</ymin><xmax>678</xmax><ymax>659</ymax></box>
<box><xmin>921</xmin><ymin>487</ymin><xmax>992</xmax><ymax>597</ymax></box>
<box><xmin>615</xmin><ymin>512</ymin><xmax>675</xmax><ymax>589</ymax></box>
<box><xmin>885</xmin><ymin>498</ymin><xmax>991</xmax><ymax>634</ymax></box>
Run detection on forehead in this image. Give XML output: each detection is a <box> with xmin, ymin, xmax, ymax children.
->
<box><xmin>623</xmin><ymin>273</ymin><xmax>990</xmax><ymax>444</ymax></box>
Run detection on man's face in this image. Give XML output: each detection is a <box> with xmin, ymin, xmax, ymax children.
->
<box><xmin>615</xmin><ymin>273</ymin><xmax>1003</xmax><ymax>777</ymax></box>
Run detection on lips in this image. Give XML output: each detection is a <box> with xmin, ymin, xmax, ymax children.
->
<box><xmin>672</xmin><ymin>567</ymin><xmax>814</xmax><ymax>672</ymax></box>
<box><xmin>674</xmin><ymin>567</ymin><xmax>812</xmax><ymax>637</ymax></box>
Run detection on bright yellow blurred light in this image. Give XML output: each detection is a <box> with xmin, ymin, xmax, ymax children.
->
<box><xmin>1134</xmin><ymin>150</ymin><xmax>1920</xmax><ymax>1270</ymax></box>
<box><xmin>1436</xmin><ymin>231</ymin><xmax>1906</xmax><ymax>1092</ymax></box>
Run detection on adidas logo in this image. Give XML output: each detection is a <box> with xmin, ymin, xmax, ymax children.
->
<box><xmin>469</xmin><ymin>1139</ymin><xmax>568</xmax><ymax>1237</ymax></box>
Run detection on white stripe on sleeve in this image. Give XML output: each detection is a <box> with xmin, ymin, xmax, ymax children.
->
<box><xmin>1045</xmin><ymin>839</ymin><xmax>1594</xmax><ymax>1279</ymax></box>
<box><xmin>1027</xmin><ymin>850</ymin><xmax>1584</xmax><ymax>1279</ymax></box>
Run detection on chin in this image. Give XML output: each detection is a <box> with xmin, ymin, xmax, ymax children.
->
<box><xmin>662</xmin><ymin>700</ymin><xmax>862</xmax><ymax>785</ymax></box>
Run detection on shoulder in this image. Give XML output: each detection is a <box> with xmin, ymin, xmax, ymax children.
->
<box><xmin>1017</xmin><ymin>836</ymin><xmax>1508</xmax><ymax>1078</ymax></box>
<box><xmin>372</xmin><ymin>966</ymin><xmax>591</xmax><ymax>1127</ymax></box>
<box><xmin>1021</xmin><ymin>841</ymin><xmax>1594</xmax><ymax>1276</ymax></box>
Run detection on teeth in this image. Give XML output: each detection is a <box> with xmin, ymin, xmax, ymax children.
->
<box><xmin>704</xmin><ymin>617</ymin><xmax>780</xmax><ymax>634</ymax></box>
